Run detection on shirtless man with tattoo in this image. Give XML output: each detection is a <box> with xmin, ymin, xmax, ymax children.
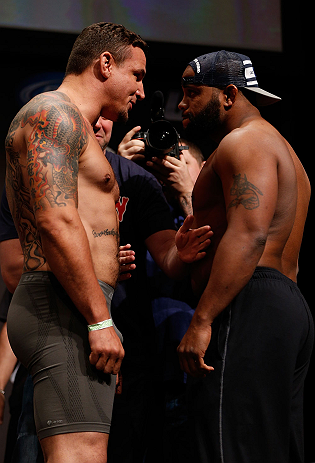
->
<box><xmin>5</xmin><ymin>23</ymin><xmax>213</xmax><ymax>463</ymax></box>
<box><xmin>176</xmin><ymin>51</ymin><xmax>314</xmax><ymax>463</ymax></box>
<box><xmin>4</xmin><ymin>23</ymin><xmax>147</xmax><ymax>463</ymax></box>
<box><xmin>2</xmin><ymin>22</ymin><xmax>199</xmax><ymax>463</ymax></box>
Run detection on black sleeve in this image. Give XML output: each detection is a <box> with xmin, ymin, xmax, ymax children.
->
<box><xmin>0</xmin><ymin>185</ymin><xmax>18</xmax><ymax>242</ymax></box>
<box><xmin>128</xmin><ymin>172</ymin><xmax>176</xmax><ymax>242</ymax></box>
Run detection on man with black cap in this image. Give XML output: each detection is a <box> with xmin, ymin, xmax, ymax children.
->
<box><xmin>177</xmin><ymin>50</ymin><xmax>313</xmax><ymax>463</ymax></box>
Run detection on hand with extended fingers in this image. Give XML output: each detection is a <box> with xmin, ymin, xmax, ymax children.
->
<box><xmin>175</xmin><ymin>215</ymin><xmax>213</xmax><ymax>263</ymax></box>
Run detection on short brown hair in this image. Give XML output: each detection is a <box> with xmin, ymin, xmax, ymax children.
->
<box><xmin>180</xmin><ymin>139</ymin><xmax>204</xmax><ymax>166</ymax></box>
<box><xmin>65</xmin><ymin>22</ymin><xmax>148</xmax><ymax>76</ymax></box>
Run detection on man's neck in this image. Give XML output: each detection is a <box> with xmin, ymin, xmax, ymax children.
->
<box><xmin>215</xmin><ymin>103</ymin><xmax>261</xmax><ymax>144</ymax></box>
<box><xmin>58</xmin><ymin>74</ymin><xmax>102</xmax><ymax>125</ymax></box>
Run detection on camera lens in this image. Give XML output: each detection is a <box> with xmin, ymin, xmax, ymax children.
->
<box><xmin>147</xmin><ymin>121</ymin><xmax>178</xmax><ymax>152</ymax></box>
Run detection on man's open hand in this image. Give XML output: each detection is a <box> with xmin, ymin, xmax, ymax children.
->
<box><xmin>175</xmin><ymin>215</ymin><xmax>213</xmax><ymax>263</ymax></box>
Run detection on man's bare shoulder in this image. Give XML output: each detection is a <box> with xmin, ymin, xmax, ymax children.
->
<box><xmin>22</xmin><ymin>90</ymin><xmax>73</xmax><ymax>110</ymax></box>
<box><xmin>7</xmin><ymin>90</ymin><xmax>81</xmax><ymax>131</ymax></box>
<box><xmin>6</xmin><ymin>91</ymin><xmax>88</xmax><ymax>157</ymax></box>
<box><xmin>5</xmin><ymin>90</ymin><xmax>90</xmax><ymax>212</ymax></box>
<box><xmin>8</xmin><ymin>91</ymin><xmax>70</xmax><ymax>127</ymax></box>
<box><xmin>222</xmin><ymin>118</ymin><xmax>282</xmax><ymax>149</ymax></box>
<box><xmin>214</xmin><ymin>118</ymin><xmax>287</xmax><ymax>171</ymax></box>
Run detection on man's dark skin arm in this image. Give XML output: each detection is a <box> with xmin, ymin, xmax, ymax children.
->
<box><xmin>178</xmin><ymin>133</ymin><xmax>280</xmax><ymax>377</ymax></box>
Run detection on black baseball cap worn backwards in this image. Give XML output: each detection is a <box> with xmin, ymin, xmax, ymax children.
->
<box><xmin>182</xmin><ymin>50</ymin><xmax>281</xmax><ymax>106</ymax></box>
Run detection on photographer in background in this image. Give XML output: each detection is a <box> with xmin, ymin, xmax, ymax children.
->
<box><xmin>118</xmin><ymin>124</ymin><xmax>203</xmax><ymax>217</ymax></box>
<box><xmin>118</xmin><ymin>124</ymin><xmax>206</xmax><ymax>463</ymax></box>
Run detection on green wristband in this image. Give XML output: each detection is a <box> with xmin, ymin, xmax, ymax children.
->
<box><xmin>87</xmin><ymin>318</ymin><xmax>113</xmax><ymax>332</ymax></box>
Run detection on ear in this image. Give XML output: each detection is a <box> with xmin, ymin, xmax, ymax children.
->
<box><xmin>223</xmin><ymin>85</ymin><xmax>238</xmax><ymax>109</ymax></box>
<box><xmin>99</xmin><ymin>52</ymin><xmax>114</xmax><ymax>79</ymax></box>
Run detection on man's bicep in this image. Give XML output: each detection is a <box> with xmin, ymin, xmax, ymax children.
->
<box><xmin>0</xmin><ymin>239</ymin><xmax>23</xmax><ymax>292</ymax></box>
<box><xmin>227</xmin><ymin>172</ymin><xmax>264</xmax><ymax>211</ymax></box>
<box><xmin>219</xmin><ymin>147</ymin><xmax>278</xmax><ymax>233</ymax></box>
<box><xmin>26</xmin><ymin>102</ymin><xmax>88</xmax><ymax>212</ymax></box>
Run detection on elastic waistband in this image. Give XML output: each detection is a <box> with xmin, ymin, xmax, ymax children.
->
<box><xmin>252</xmin><ymin>267</ymin><xmax>297</xmax><ymax>289</ymax></box>
<box><xmin>19</xmin><ymin>271</ymin><xmax>53</xmax><ymax>284</ymax></box>
<box><xmin>97</xmin><ymin>280</ymin><xmax>114</xmax><ymax>301</ymax></box>
<box><xmin>19</xmin><ymin>271</ymin><xmax>115</xmax><ymax>299</ymax></box>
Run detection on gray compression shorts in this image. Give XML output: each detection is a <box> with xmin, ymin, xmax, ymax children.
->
<box><xmin>7</xmin><ymin>271</ymin><xmax>123</xmax><ymax>440</ymax></box>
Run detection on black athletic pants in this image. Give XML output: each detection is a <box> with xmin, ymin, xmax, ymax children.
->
<box><xmin>187</xmin><ymin>267</ymin><xmax>314</xmax><ymax>463</ymax></box>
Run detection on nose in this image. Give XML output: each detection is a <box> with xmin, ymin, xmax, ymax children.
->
<box><xmin>93</xmin><ymin>117</ymin><xmax>102</xmax><ymax>131</ymax></box>
<box><xmin>178</xmin><ymin>97</ymin><xmax>186</xmax><ymax>111</ymax></box>
<box><xmin>136</xmin><ymin>83</ymin><xmax>145</xmax><ymax>101</ymax></box>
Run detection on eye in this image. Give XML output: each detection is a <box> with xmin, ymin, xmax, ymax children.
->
<box><xmin>134</xmin><ymin>71</ymin><xmax>144</xmax><ymax>82</ymax></box>
<box><xmin>183</xmin><ymin>87</ymin><xmax>198</xmax><ymax>99</ymax></box>
<box><xmin>186</xmin><ymin>88</ymin><xmax>198</xmax><ymax>98</ymax></box>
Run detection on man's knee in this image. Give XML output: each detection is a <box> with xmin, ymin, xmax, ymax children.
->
<box><xmin>40</xmin><ymin>431</ymin><xmax>109</xmax><ymax>463</ymax></box>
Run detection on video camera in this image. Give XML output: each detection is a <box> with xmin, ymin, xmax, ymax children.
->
<box><xmin>132</xmin><ymin>91</ymin><xmax>188</xmax><ymax>160</ymax></box>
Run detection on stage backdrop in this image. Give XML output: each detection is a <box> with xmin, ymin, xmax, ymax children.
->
<box><xmin>0</xmin><ymin>0</ymin><xmax>282</xmax><ymax>51</ymax></box>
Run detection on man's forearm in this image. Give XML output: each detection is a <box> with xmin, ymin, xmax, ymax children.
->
<box><xmin>37</xmin><ymin>210</ymin><xmax>111</xmax><ymax>325</ymax></box>
<box><xmin>161</xmin><ymin>242</ymin><xmax>189</xmax><ymax>280</ymax></box>
<box><xmin>0</xmin><ymin>322</ymin><xmax>17</xmax><ymax>424</ymax></box>
<box><xmin>177</xmin><ymin>192</ymin><xmax>193</xmax><ymax>217</ymax></box>
<box><xmin>36</xmin><ymin>207</ymin><xmax>124</xmax><ymax>375</ymax></box>
<box><xmin>0</xmin><ymin>323</ymin><xmax>17</xmax><ymax>392</ymax></box>
<box><xmin>146</xmin><ymin>219</ymin><xmax>212</xmax><ymax>281</ymax></box>
<box><xmin>0</xmin><ymin>239</ymin><xmax>24</xmax><ymax>293</ymax></box>
<box><xmin>193</xmin><ymin>228</ymin><xmax>266</xmax><ymax>325</ymax></box>
<box><xmin>146</xmin><ymin>230</ymin><xmax>190</xmax><ymax>280</ymax></box>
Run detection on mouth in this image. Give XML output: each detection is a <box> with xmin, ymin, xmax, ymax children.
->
<box><xmin>128</xmin><ymin>99</ymin><xmax>137</xmax><ymax>110</ymax></box>
<box><xmin>181</xmin><ymin>114</ymin><xmax>190</xmax><ymax>127</ymax></box>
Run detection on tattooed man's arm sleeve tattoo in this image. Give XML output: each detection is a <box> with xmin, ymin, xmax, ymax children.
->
<box><xmin>5</xmin><ymin>94</ymin><xmax>88</xmax><ymax>271</ymax></box>
<box><xmin>25</xmin><ymin>97</ymin><xmax>88</xmax><ymax>212</ymax></box>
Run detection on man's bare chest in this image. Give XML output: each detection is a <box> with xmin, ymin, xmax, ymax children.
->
<box><xmin>192</xmin><ymin>160</ymin><xmax>226</xmax><ymax>230</ymax></box>
<box><xmin>79</xmin><ymin>145</ymin><xmax>117</xmax><ymax>190</ymax></box>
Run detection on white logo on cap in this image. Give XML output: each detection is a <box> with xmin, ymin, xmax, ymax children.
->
<box><xmin>243</xmin><ymin>60</ymin><xmax>258</xmax><ymax>84</ymax></box>
<box><xmin>194</xmin><ymin>58</ymin><xmax>201</xmax><ymax>73</ymax></box>
<box><xmin>245</xmin><ymin>67</ymin><xmax>255</xmax><ymax>80</ymax></box>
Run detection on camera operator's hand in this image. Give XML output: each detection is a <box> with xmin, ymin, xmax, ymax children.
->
<box><xmin>147</xmin><ymin>153</ymin><xmax>194</xmax><ymax>194</ymax></box>
<box><xmin>117</xmin><ymin>126</ymin><xmax>146</xmax><ymax>162</ymax></box>
<box><xmin>147</xmin><ymin>153</ymin><xmax>195</xmax><ymax>216</ymax></box>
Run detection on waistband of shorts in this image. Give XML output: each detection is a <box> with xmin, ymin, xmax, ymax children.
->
<box><xmin>19</xmin><ymin>271</ymin><xmax>54</xmax><ymax>284</ymax></box>
<box><xmin>19</xmin><ymin>271</ymin><xmax>115</xmax><ymax>299</ymax></box>
<box><xmin>252</xmin><ymin>266</ymin><xmax>297</xmax><ymax>289</ymax></box>
<box><xmin>97</xmin><ymin>279</ymin><xmax>114</xmax><ymax>301</ymax></box>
